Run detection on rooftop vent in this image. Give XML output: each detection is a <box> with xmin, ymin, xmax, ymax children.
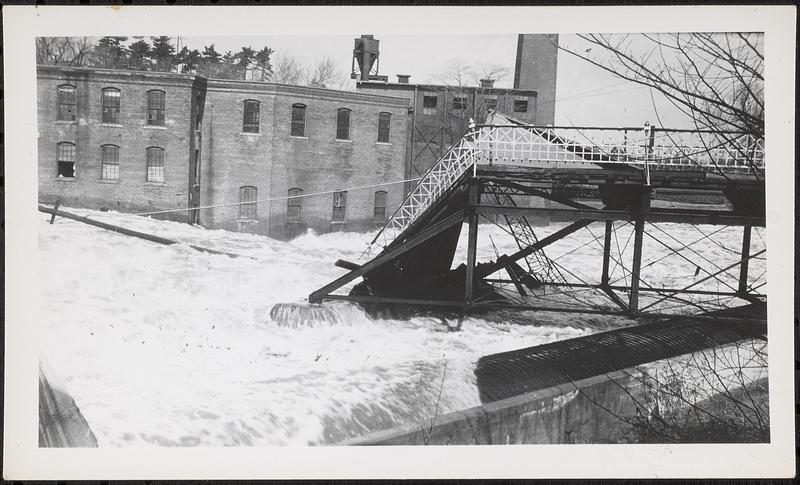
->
<box><xmin>480</xmin><ymin>78</ymin><xmax>495</xmax><ymax>89</ymax></box>
<box><xmin>397</xmin><ymin>74</ymin><xmax>411</xmax><ymax>84</ymax></box>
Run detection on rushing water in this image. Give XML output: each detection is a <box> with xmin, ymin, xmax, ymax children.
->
<box><xmin>38</xmin><ymin>208</ymin><xmax>765</xmax><ymax>446</ymax></box>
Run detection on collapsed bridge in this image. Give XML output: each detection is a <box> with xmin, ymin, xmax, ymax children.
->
<box><xmin>309</xmin><ymin>112</ymin><xmax>766</xmax><ymax>322</ymax></box>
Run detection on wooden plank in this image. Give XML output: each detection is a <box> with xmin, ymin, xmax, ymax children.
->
<box><xmin>38</xmin><ymin>205</ymin><xmax>248</xmax><ymax>259</ymax></box>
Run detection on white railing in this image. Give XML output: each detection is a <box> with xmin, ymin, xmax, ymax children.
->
<box><xmin>474</xmin><ymin>125</ymin><xmax>765</xmax><ymax>172</ymax></box>
<box><xmin>367</xmin><ymin>128</ymin><xmax>483</xmax><ymax>251</ymax></box>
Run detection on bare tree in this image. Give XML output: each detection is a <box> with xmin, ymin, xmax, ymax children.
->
<box><xmin>305</xmin><ymin>57</ymin><xmax>344</xmax><ymax>89</ymax></box>
<box><xmin>558</xmin><ymin>34</ymin><xmax>763</xmax><ymax>136</ymax></box>
<box><xmin>36</xmin><ymin>37</ymin><xmax>95</xmax><ymax>66</ymax></box>
<box><xmin>271</xmin><ymin>53</ymin><xmax>306</xmax><ymax>85</ymax></box>
<box><xmin>623</xmin><ymin>339</ymin><xmax>769</xmax><ymax>443</ymax></box>
<box><xmin>473</xmin><ymin>62</ymin><xmax>510</xmax><ymax>86</ymax></box>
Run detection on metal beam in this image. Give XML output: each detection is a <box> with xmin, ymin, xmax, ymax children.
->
<box><xmin>464</xmin><ymin>181</ymin><xmax>480</xmax><ymax>306</ymax></box>
<box><xmin>309</xmin><ymin>210</ymin><xmax>465</xmax><ymax>303</ymax></box>
<box><xmin>487</xmin><ymin>180</ymin><xmax>597</xmax><ymax>210</ymax></box>
<box><xmin>629</xmin><ymin>219</ymin><xmax>645</xmax><ymax>314</ymax></box>
<box><xmin>638</xmin><ymin>248</ymin><xmax>766</xmax><ymax>312</ymax></box>
<box><xmin>475</xmin><ymin>205</ymin><xmax>765</xmax><ymax>227</ymax></box>
<box><xmin>738</xmin><ymin>226</ymin><xmax>752</xmax><ymax>295</ymax></box>
<box><xmin>601</xmin><ymin>220</ymin><xmax>613</xmax><ymax>286</ymax></box>
<box><xmin>476</xmin><ymin>219</ymin><xmax>594</xmax><ymax>279</ymax></box>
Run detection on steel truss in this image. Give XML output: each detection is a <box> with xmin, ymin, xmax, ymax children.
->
<box><xmin>314</xmin><ymin>114</ymin><xmax>766</xmax><ymax>321</ymax></box>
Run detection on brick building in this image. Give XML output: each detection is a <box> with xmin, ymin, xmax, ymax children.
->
<box><xmin>355</xmin><ymin>78</ymin><xmax>539</xmax><ymax>181</ymax></box>
<box><xmin>355</xmin><ymin>34</ymin><xmax>559</xmax><ymax>181</ymax></box>
<box><xmin>37</xmin><ymin>65</ymin><xmax>409</xmax><ymax>239</ymax></box>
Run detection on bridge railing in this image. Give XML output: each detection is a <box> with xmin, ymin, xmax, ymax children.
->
<box><xmin>474</xmin><ymin>124</ymin><xmax>765</xmax><ymax>173</ymax></box>
<box><xmin>367</xmin><ymin>128</ymin><xmax>482</xmax><ymax>252</ymax></box>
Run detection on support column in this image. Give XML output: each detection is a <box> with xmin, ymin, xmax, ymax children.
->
<box><xmin>601</xmin><ymin>219</ymin><xmax>613</xmax><ymax>287</ymax></box>
<box><xmin>629</xmin><ymin>186</ymin><xmax>651</xmax><ymax>314</ymax></box>
<box><xmin>465</xmin><ymin>181</ymin><xmax>480</xmax><ymax>307</ymax></box>
<box><xmin>629</xmin><ymin>219</ymin><xmax>645</xmax><ymax>314</ymax></box>
<box><xmin>738</xmin><ymin>225</ymin><xmax>752</xmax><ymax>295</ymax></box>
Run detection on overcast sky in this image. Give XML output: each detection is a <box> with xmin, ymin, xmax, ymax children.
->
<box><xmin>172</xmin><ymin>33</ymin><xmax>689</xmax><ymax>129</ymax></box>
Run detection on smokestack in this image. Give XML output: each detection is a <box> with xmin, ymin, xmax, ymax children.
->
<box><xmin>480</xmin><ymin>78</ymin><xmax>495</xmax><ymax>89</ymax></box>
<box><xmin>396</xmin><ymin>74</ymin><xmax>410</xmax><ymax>84</ymax></box>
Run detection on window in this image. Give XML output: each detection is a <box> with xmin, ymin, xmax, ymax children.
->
<box><xmin>373</xmin><ymin>190</ymin><xmax>387</xmax><ymax>223</ymax></box>
<box><xmin>101</xmin><ymin>145</ymin><xmax>119</xmax><ymax>180</ymax></box>
<box><xmin>422</xmin><ymin>95</ymin><xmax>438</xmax><ymax>115</ymax></box>
<box><xmin>56</xmin><ymin>142</ymin><xmax>76</xmax><ymax>178</ymax></box>
<box><xmin>332</xmin><ymin>191</ymin><xmax>347</xmax><ymax>222</ymax></box>
<box><xmin>484</xmin><ymin>97</ymin><xmax>498</xmax><ymax>110</ymax></box>
<box><xmin>514</xmin><ymin>99</ymin><xmax>529</xmax><ymax>113</ymax></box>
<box><xmin>452</xmin><ymin>94</ymin><xmax>468</xmax><ymax>110</ymax></box>
<box><xmin>243</xmin><ymin>100</ymin><xmax>260</xmax><ymax>133</ymax></box>
<box><xmin>287</xmin><ymin>188</ymin><xmax>303</xmax><ymax>222</ymax></box>
<box><xmin>291</xmin><ymin>104</ymin><xmax>306</xmax><ymax>137</ymax></box>
<box><xmin>239</xmin><ymin>186</ymin><xmax>258</xmax><ymax>220</ymax></box>
<box><xmin>147</xmin><ymin>90</ymin><xmax>165</xmax><ymax>126</ymax></box>
<box><xmin>102</xmin><ymin>88</ymin><xmax>121</xmax><ymax>124</ymax></box>
<box><xmin>145</xmin><ymin>147</ymin><xmax>165</xmax><ymax>182</ymax></box>
<box><xmin>57</xmin><ymin>85</ymin><xmax>77</xmax><ymax>121</ymax></box>
<box><xmin>336</xmin><ymin>108</ymin><xmax>351</xmax><ymax>140</ymax></box>
<box><xmin>377</xmin><ymin>112</ymin><xmax>391</xmax><ymax>143</ymax></box>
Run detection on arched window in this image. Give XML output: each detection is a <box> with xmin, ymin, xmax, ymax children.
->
<box><xmin>291</xmin><ymin>104</ymin><xmax>306</xmax><ymax>137</ymax></box>
<box><xmin>101</xmin><ymin>144</ymin><xmax>120</xmax><ymax>180</ymax></box>
<box><xmin>336</xmin><ymin>108</ymin><xmax>351</xmax><ymax>140</ymax></box>
<box><xmin>239</xmin><ymin>186</ymin><xmax>258</xmax><ymax>220</ymax></box>
<box><xmin>102</xmin><ymin>87</ymin><xmax>121</xmax><ymax>124</ymax></box>
<box><xmin>243</xmin><ymin>100</ymin><xmax>260</xmax><ymax>133</ymax></box>
<box><xmin>373</xmin><ymin>190</ymin><xmax>388</xmax><ymax>223</ymax></box>
<box><xmin>287</xmin><ymin>188</ymin><xmax>303</xmax><ymax>222</ymax></box>
<box><xmin>145</xmin><ymin>147</ymin><xmax>165</xmax><ymax>182</ymax></box>
<box><xmin>56</xmin><ymin>142</ymin><xmax>76</xmax><ymax>178</ymax></box>
<box><xmin>332</xmin><ymin>191</ymin><xmax>347</xmax><ymax>222</ymax></box>
<box><xmin>57</xmin><ymin>85</ymin><xmax>77</xmax><ymax>121</ymax></box>
<box><xmin>146</xmin><ymin>90</ymin><xmax>165</xmax><ymax>126</ymax></box>
<box><xmin>377</xmin><ymin>112</ymin><xmax>391</xmax><ymax>143</ymax></box>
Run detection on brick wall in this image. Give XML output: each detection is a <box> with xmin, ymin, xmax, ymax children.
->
<box><xmin>37</xmin><ymin>66</ymin><xmax>197</xmax><ymax>221</ymax></box>
<box><xmin>199</xmin><ymin>80</ymin><xmax>409</xmax><ymax>239</ymax></box>
<box><xmin>37</xmin><ymin>66</ymin><xmax>410</xmax><ymax>239</ymax></box>
<box><xmin>356</xmin><ymin>82</ymin><xmax>540</xmax><ymax>178</ymax></box>
<box><xmin>514</xmin><ymin>34</ymin><xmax>559</xmax><ymax>125</ymax></box>
<box><xmin>199</xmin><ymin>80</ymin><xmax>278</xmax><ymax>235</ymax></box>
<box><xmin>267</xmin><ymin>85</ymin><xmax>408</xmax><ymax>239</ymax></box>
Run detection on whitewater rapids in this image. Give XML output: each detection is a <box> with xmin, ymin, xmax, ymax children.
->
<box><xmin>37</xmin><ymin>208</ymin><xmax>764</xmax><ymax>446</ymax></box>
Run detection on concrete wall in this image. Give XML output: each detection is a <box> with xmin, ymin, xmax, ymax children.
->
<box><xmin>37</xmin><ymin>66</ymin><xmax>196</xmax><ymax>221</ymax></box>
<box><xmin>340</xmin><ymin>370</ymin><xmax>640</xmax><ymax>445</ymax></box>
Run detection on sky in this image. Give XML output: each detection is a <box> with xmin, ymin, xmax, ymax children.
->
<box><xmin>167</xmin><ymin>33</ymin><xmax>691</xmax><ymax>129</ymax></box>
